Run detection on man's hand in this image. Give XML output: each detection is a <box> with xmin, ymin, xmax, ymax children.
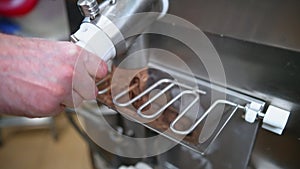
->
<box><xmin>0</xmin><ymin>33</ymin><xmax>107</xmax><ymax>117</ymax></box>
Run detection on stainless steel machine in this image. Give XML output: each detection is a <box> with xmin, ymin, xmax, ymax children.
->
<box><xmin>66</xmin><ymin>0</ymin><xmax>300</xmax><ymax>169</ymax></box>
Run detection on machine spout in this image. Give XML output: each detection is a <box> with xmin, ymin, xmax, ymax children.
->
<box><xmin>71</xmin><ymin>0</ymin><xmax>168</xmax><ymax>62</ymax></box>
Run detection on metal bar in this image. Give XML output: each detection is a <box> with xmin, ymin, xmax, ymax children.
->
<box><xmin>113</xmin><ymin>78</ymin><xmax>206</xmax><ymax>107</ymax></box>
<box><xmin>137</xmin><ymin>89</ymin><xmax>199</xmax><ymax>119</ymax></box>
<box><xmin>113</xmin><ymin>79</ymin><xmax>172</xmax><ymax>107</ymax></box>
<box><xmin>201</xmin><ymin>106</ymin><xmax>239</xmax><ymax>154</ymax></box>
<box><xmin>172</xmin><ymin>81</ymin><xmax>206</xmax><ymax>95</ymax></box>
<box><xmin>137</xmin><ymin>83</ymin><xmax>175</xmax><ymax>118</ymax></box>
<box><xmin>100</xmin><ymin>75</ymin><xmax>251</xmax><ymax>140</ymax></box>
<box><xmin>96</xmin><ymin>74</ymin><xmax>112</xmax><ymax>94</ymax></box>
<box><xmin>170</xmin><ymin>100</ymin><xmax>244</xmax><ymax>135</ymax></box>
<box><xmin>112</xmin><ymin>83</ymin><xmax>140</xmax><ymax>107</ymax></box>
<box><xmin>149</xmin><ymin>90</ymin><xmax>199</xmax><ymax>121</ymax></box>
<box><xmin>98</xmin><ymin>86</ymin><xmax>111</xmax><ymax>95</ymax></box>
<box><xmin>96</xmin><ymin>74</ymin><xmax>111</xmax><ymax>86</ymax></box>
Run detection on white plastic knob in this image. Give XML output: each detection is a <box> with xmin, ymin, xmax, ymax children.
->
<box><xmin>262</xmin><ymin>105</ymin><xmax>290</xmax><ymax>135</ymax></box>
<box><xmin>72</xmin><ymin>23</ymin><xmax>116</xmax><ymax>62</ymax></box>
<box><xmin>245</xmin><ymin>108</ymin><xmax>257</xmax><ymax>123</ymax></box>
<box><xmin>245</xmin><ymin>102</ymin><xmax>262</xmax><ymax>123</ymax></box>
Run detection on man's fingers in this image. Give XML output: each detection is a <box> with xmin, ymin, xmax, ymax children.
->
<box><xmin>73</xmin><ymin>56</ymin><xmax>98</xmax><ymax>100</ymax></box>
<box><xmin>62</xmin><ymin>45</ymin><xmax>107</xmax><ymax>108</ymax></box>
<box><xmin>62</xmin><ymin>90</ymin><xmax>84</xmax><ymax>108</ymax></box>
<box><xmin>84</xmin><ymin>51</ymin><xmax>108</xmax><ymax>79</ymax></box>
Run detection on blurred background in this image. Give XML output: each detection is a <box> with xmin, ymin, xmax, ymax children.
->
<box><xmin>0</xmin><ymin>114</ymin><xmax>92</xmax><ymax>169</ymax></box>
<box><xmin>0</xmin><ymin>0</ymin><xmax>92</xmax><ymax>169</ymax></box>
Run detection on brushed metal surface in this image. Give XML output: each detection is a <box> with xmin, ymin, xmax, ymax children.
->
<box><xmin>147</xmin><ymin>32</ymin><xmax>300</xmax><ymax>169</ymax></box>
<box><xmin>169</xmin><ymin>0</ymin><xmax>300</xmax><ymax>52</ymax></box>
<box><xmin>66</xmin><ymin>0</ymin><xmax>300</xmax><ymax>168</ymax></box>
<box><xmin>147</xmin><ymin>0</ymin><xmax>300</xmax><ymax>168</ymax></box>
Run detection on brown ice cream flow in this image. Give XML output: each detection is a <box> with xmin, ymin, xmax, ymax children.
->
<box><xmin>96</xmin><ymin>66</ymin><xmax>203</xmax><ymax>145</ymax></box>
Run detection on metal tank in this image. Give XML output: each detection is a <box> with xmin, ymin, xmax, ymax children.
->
<box><xmin>66</xmin><ymin>0</ymin><xmax>300</xmax><ymax>169</ymax></box>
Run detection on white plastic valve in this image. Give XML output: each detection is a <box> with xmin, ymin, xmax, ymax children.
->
<box><xmin>72</xmin><ymin>22</ymin><xmax>116</xmax><ymax>62</ymax></box>
<box><xmin>262</xmin><ymin>105</ymin><xmax>290</xmax><ymax>135</ymax></box>
<box><xmin>245</xmin><ymin>102</ymin><xmax>262</xmax><ymax>123</ymax></box>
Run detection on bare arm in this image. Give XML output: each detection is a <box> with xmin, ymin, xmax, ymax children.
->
<box><xmin>0</xmin><ymin>33</ymin><xmax>107</xmax><ymax>117</ymax></box>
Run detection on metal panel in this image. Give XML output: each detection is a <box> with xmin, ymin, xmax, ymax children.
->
<box><xmin>66</xmin><ymin>0</ymin><xmax>300</xmax><ymax>168</ymax></box>
<box><xmin>169</xmin><ymin>0</ymin><xmax>300</xmax><ymax>52</ymax></box>
<box><xmin>153</xmin><ymin>0</ymin><xmax>300</xmax><ymax>168</ymax></box>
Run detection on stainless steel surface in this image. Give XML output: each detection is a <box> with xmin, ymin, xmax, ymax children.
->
<box><xmin>146</xmin><ymin>1</ymin><xmax>300</xmax><ymax>168</ymax></box>
<box><xmin>72</xmin><ymin>0</ymin><xmax>164</xmax><ymax>63</ymax></box>
<box><xmin>0</xmin><ymin>117</ymin><xmax>54</xmax><ymax>128</ymax></box>
<box><xmin>169</xmin><ymin>0</ymin><xmax>300</xmax><ymax>52</ymax></box>
<box><xmin>113</xmin><ymin>35</ymin><xmax>150</xmax><ymax>69</ymax></box>
<box><xmin>0</xmin><ymin>116</ymin><xmax>58</xmax><ymax>143</ymax></box>
<box><xmin>148</xmin><ymin>33</ymin><xmax>300</xmax><ymax>132</ymax></box>
<box><xmin>147</xmin><ymin>33</ymin><xmax>300</xmax><ymax>169</ymax></box>
<box><xmin>77</xmin><ymin>0</ymin><xmax>100</xmax><ymax>19</ymax></box>
<box><xmin>67</xmin><ymin>0</ymin><xmax>300</xmax><ymax>168</ymax></box>
<box><xmin>100</xmin><ymin>0</ymin><xmax>159</xmax><ymax>37</ymax></box>
<box><xmin>87</xmin><ymin>0</ymin><xmax>161</xmax><ymax>56</ymax></box>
